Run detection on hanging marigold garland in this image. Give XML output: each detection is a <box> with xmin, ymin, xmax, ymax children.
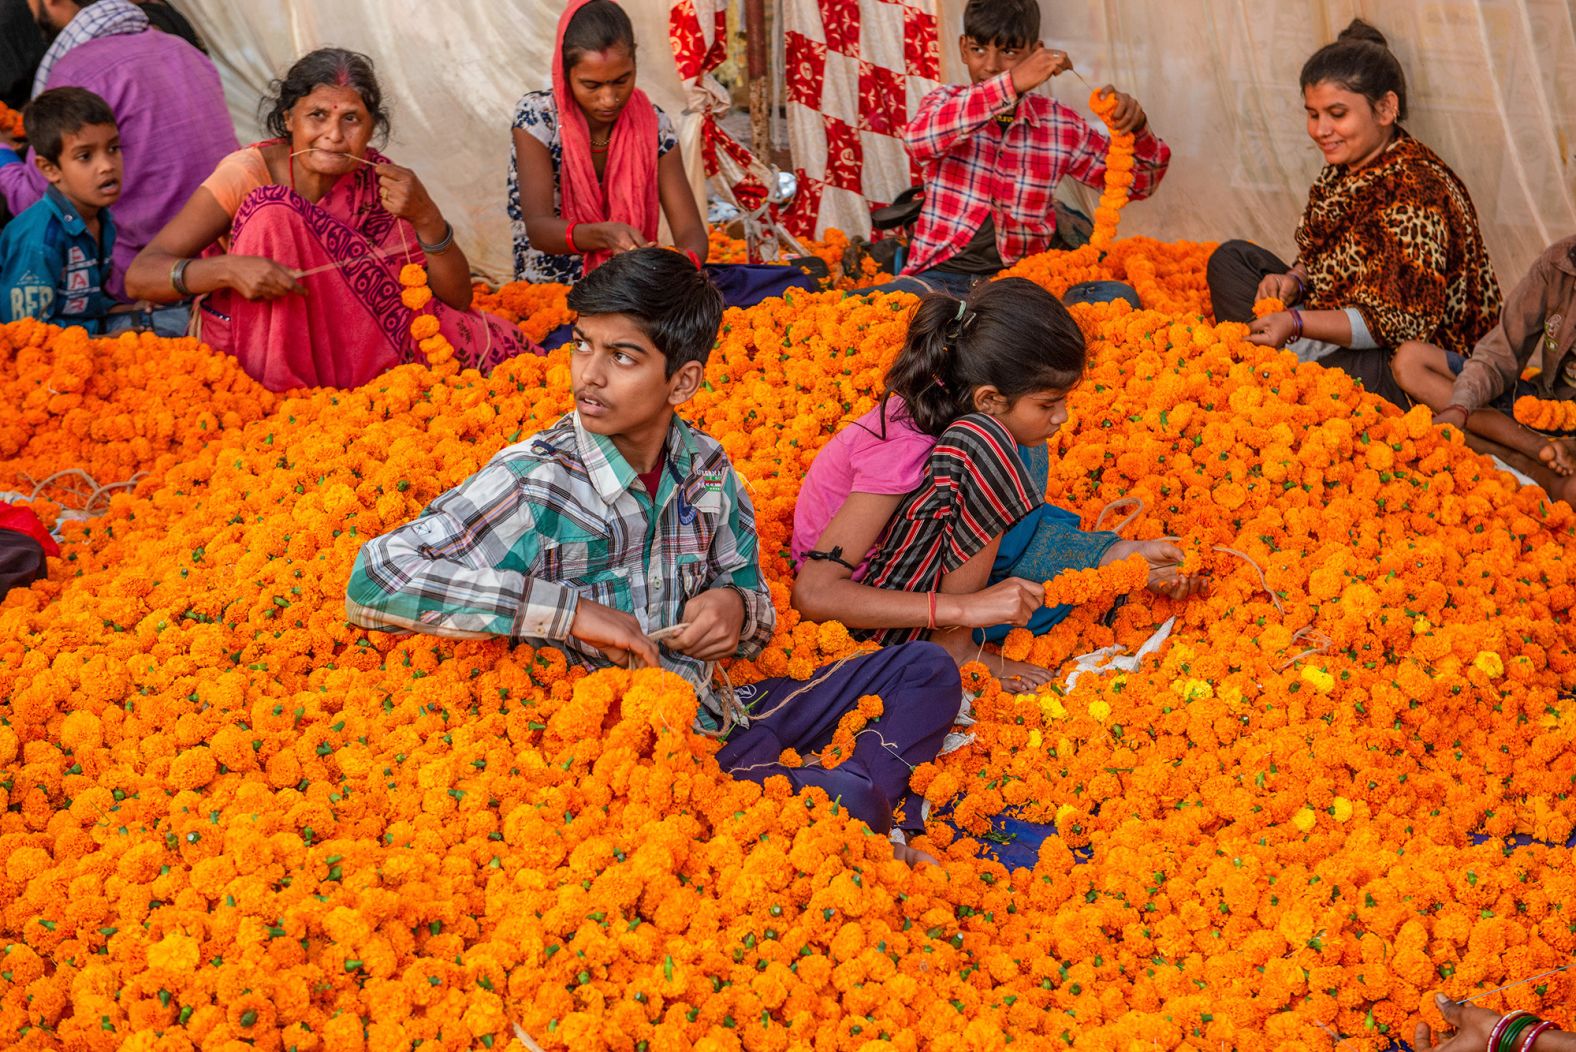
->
<box><xmin>1087</xmin><ymin>89</ymin><xmax>1137</xmax><ymax>251</ymax></box>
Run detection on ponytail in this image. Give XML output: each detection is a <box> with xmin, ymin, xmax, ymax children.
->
<box><xmin>885</xmin><ymin>278</ymin><xmax>1086</xmax><ymax>438</ymax></box>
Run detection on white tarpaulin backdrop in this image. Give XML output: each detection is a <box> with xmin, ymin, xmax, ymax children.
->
<box><xmin>179</xmin><ymin>0</ymin><xmax>1575</xmax><ymax>287</ymax></box>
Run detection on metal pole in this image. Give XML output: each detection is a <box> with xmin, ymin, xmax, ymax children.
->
<box><xmin>744</xmin><ymin>0</ymin><xmax>769</xmax><ymax>261</ymax></box>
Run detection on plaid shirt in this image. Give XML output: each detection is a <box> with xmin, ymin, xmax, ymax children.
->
<box><xmin>346</xmin><ymin>412</ymin><xmax>776</xmax><ymax>718</ymax></box>
<box><xmin>902</xmin><ymin>72</ymin><xmax>1171</xmax><ymax>275</ymax></box>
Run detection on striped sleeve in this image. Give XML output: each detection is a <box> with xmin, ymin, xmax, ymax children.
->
<box><xmin>863</xmin><ymin>414</ymin><xmax>1041</xmax><ymax>596</ymax></box>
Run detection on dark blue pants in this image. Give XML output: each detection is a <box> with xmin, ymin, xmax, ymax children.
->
<box><xmin>715</xmin><ymin>642</ymin><xmax>960</xmax><ymax>834</ymax></box>
<box><xmin>853</xmin><ymin>269</ymin><xmax>1140</xmax><ymax>309</ymax></box>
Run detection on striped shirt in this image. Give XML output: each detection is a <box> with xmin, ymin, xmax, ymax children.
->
<box><xmin>346</xmin><ymin>412</ymin><xmax>776</xmax><ymax>717</ymax></box>
<box><xmin>860</xmin><ymin>413</ymin><xmax>1039</xmax><ymax>645</ymax></box>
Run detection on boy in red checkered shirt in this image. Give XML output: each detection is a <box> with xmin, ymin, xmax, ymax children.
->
<box><xmin>893</xmin><ymin>0</ymin><xmax>1169</xmax><ymax>302</ymax></box>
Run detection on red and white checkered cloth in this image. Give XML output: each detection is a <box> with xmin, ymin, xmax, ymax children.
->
<box><xmin>782</xmin><ymin>0</ymin><xmax>941</xmax><ymax>239</ymax></box>
<box><xmin>670</xmin><ymin>0</ymin><xmax>796</xmax><ymax>259</ymax></box>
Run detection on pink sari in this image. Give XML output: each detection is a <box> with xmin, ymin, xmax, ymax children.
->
<box><xmin>199</xmin><ymin>145</ymin><xmax>534</xmax><ymax>392</ymax></box>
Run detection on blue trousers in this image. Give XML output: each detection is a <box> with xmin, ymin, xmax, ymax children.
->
<box><xmin>716</xmin><ymin>642</ymin><xmax>959</xmax><ymax>834</ymax></box>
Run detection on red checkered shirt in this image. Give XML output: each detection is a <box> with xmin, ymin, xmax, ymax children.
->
<box><xmin>901</xmin><ymin>72</ymin><xmax>1171</xmax><ymax>275</ymax></box>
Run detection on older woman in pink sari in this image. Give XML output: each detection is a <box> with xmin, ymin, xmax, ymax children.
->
<box><xmin>126</xmin><ymin>48</ymin><xmax>530</xmax><ymax>391</ymax></box>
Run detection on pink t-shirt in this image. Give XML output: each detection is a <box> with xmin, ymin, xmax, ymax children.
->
<box><xmin>791</xmin><ymin>396</ymin><xmax>936</xmax><ymax>573</ymax></box>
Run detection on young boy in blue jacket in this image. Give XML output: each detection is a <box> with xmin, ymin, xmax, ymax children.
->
<box><xmin>0</xmin><ymin>87</ymin><xmax>122</xmax><ymax>332</ymax></box>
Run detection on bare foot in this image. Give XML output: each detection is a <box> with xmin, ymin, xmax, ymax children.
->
<box><xmin>1538</xmin><ymin>437</ymin><xmax>1576</xmax><ymax>476</ymax></box>
<box><xmin>997</xmin><ymin>657</ymin><xmax>1055</xmax><ymax>693</ymax></box>
<box><xmin>892</xmin><ymin>841</ymin><xmax>940</xmax><ymax>867</ymax></box>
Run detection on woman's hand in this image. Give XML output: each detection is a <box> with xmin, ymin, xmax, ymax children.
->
<box><xmin>375</xmin><ymin>162</ymin><xmax>442</xmax><ymax>231</ymax></box>
<box><xmin>224</xmin><ymin>256</ymin><xmax>306</xmax><ymax>300</ymax></box>
<box><xmin>1247</xmin><ymin>311</ymin><xmax>1299</xmax><ymax>348</ymax></box>
<box><xmin>1255</xmin><ymin>271</ymin><xmax>1303</xmax><ymax>306</ymax></box>
<box><xmin>1096</xmin><ymin>86</ymin><xmax>1148</xmax><ymax>133</ymax></box>
<box><xmin>1103</xmin><ymin>540</ymin><xmax>1209</xmax><ymax>600</ymax></box>
<box><xmin>582</xmin><ymin>222</ymin><xmax>653</xmax><ymax>255</ymax></box>
<box><xmin>1413</xmin><ymin>995</ymin><xmax>1503</xmax><ymax>1051</ymax></box>
<box><xmin>953</xmin><ymin>577</ymin><xmax>1043</xmax><ymax>628</ymax></box>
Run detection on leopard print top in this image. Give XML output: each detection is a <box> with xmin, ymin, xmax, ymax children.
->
<box><xmin>1295</xmin><ymin>131</ymin><xmax>1502</xmax><ymax>356</ymax></box>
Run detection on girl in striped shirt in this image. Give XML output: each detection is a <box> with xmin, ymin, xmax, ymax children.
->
<box><xmin>791</xmin><ymin>279</ymin><xmax>1204</xmax><ymax>690</ymax></box>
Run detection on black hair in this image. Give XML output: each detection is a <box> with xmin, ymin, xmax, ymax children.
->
<box><xmin>884</xmin><ymin>278</ymin><xmax>1085</xmax><ymax>438</ymax></box>
<box><xmin>23</xmin><ymin>87</ymin><xmax>115</xmax><ymax>165</ymax></box>
<box><xmin>261</xmin><ymin>48</ymin><xmax>390</xmax><ymax>144</ymax></box>
<box><xmin>562</xmin><ymin>0</ymin><xmax>638</xmax><ymax>76</ymax></box>
<box><xmin>1300</xmin><ymin>18</ymin><xmax>1407</xmax><ymax>122</ymax></box>
<box><xmin>566</xmin><ymin>248</ymin><xmax>723</xmax><ymax>376</ymax></box>
<box><xmin>962</xmin><ymin>0</ymin><xmax>1039</xmax><ymax>49</ymax></box>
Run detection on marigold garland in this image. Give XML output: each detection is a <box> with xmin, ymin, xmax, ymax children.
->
<box><xmin>1514</xmin><ymin>395</ymin><xmax>1576</xmax><ymax>432</ymax></box>
<box><xmin>1087</xmin><ymin>89</ymin><xmax>1136</xmax><ymax>251</ymax></box>
<box><xmin>1040</xmin><ymin>552</ymin><xmax>1151</xmax><ymax>608</ymax></box>
<box><xmin>2</xmin><ymin>226</ymin><xmax>1575</xmax><ymax>1050</ymax></box>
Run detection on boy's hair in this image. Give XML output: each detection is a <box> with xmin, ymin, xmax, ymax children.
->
<box><xmin>963</xmin><ymin>0</ymin><xmax>1039</xmax><ymax>48</ymax></box>
<box><xmin>23</xmin><ymin>87</ymin><xmax>117</xmax><ymax>165</ymax></box>
<box><xmin>885</xmin><ymin>277</ymin><xmax>1085</xmax><ymax>437</ymax></box>
<box><xmin>566</xmin><ymin>248</ymin><xmax>723</xmax><ymax>375</ymax></box>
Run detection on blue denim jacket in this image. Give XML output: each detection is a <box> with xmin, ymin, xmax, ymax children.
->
<box><xmin>0</xmin><ymin>184</ymin><xmax>118</xmax><ymax>333</ymax></box>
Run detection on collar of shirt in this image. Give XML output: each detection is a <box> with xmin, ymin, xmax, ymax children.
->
<box><xmin>572</xmin><ymin>411</ymin><xmax>699</xmax><ymax>506</ymax></box>
<box><xmin>44</xmin><ymin>186</ymin><xmax>90</xmax><ymax>236</ymax></box>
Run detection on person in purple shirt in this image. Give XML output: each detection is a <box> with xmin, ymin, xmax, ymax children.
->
<box><xmin>0</xmin><ymin>0</ymin><xmax>235</xmax><ymax>332</ymax></box>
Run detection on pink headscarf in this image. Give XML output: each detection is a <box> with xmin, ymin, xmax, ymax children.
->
<box><xmin>553</xmin><ymin>0</ymin><xmax>661</xmax><ymax>274</ymax></box>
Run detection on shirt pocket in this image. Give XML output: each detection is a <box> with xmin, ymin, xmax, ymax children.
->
<box><xmin>1004</xmin><ymin>146</ymin><xmax>1058</xmax><ymax>231</ymax></box>
<box><xmin>538</xmin><ymin>536</ymin><xmax>633</xmax><ymax>613</ymax></box>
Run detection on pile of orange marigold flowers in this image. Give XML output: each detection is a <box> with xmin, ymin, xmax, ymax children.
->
<box><xmin>2</xmin><ymin>234</ymin><xmax>1574</xmax><ymax>1052</ymax></box>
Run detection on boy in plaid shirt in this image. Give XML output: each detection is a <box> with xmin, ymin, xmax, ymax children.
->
<box><xmin>347</xmin><ymin>248</ymin><xmax>959</xmax><ymax>864</ymax></box>
<box><xmin>897</xmin><ymin>0</ymin><xmax>1169</xmax><ymax>295</ymax></box>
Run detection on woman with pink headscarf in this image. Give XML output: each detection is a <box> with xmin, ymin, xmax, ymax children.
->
<box><xmin>508</xmin><ymin>0</ymin><xmax>708</xmax><ymax>286</ymax></box>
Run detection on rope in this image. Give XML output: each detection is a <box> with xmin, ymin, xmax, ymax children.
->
<box><xmin>1276</xmin><ymin>626</ymin><xmax>1334</xmax><ymax>671</ymax></box>
<box><xmin>22</xmin><ymin>468</ymin><xmax>146</xmax><ymax>517</ymax></box>
<box><xmin>1211</xmin><ymin>545</ymin><xmax>1284</xmax><ymax>613</ymax></box>
<box><xmin>1094</xmin><ymin>496</ymin><xmax>1145</xmax><ymax>535</ymax></box>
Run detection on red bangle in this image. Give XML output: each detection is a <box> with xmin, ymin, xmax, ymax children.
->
<box><xmin>1520</xmin><ymin>1022</ymin><xmax>1557</xmax><ymax>1052</ymax></box>
<box><xmin>564</xmin><ymin>222</ymin><xmax>578</xmax><ymax>254</ymax></box>
<box><xmin>926</xmin><ymin>591</ymin><xmax>938</xmax><ymax>631</ymax></box>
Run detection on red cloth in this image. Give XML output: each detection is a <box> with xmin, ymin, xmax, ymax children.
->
<box><xmin>199</xmin><ymin>143</ymin><xmax>532</xmax><ymax>392</ymax></box>
<box><xmin>0</xmin><ymin>503</ymin><xmax>60</xmax><ymax>557</ymax></box>
<box><xmin>553</xmin><ymin>0</ymin><xmax>660</xmax><ymax>274</ymax></box>
<box><xmin>901</xmin><ymin>73</ymin><xmax>1171</xmax><ymax>274</ymax></box>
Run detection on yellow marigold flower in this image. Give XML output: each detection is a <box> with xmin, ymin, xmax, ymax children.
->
<box><xmin>1473</xmin><ymin>651</ymin><xmax>1504</xmax><ymax>678</ymax></box>
<box><xmin>1300</xmin><ymin>666</ymin><xmax>1335</xmax><ymax>694</ymax></box>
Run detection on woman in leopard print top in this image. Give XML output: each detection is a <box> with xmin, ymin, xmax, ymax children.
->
<box><xmin>1205</xmin><ymin>19</ymin><xmax>1502</xmax><ymax>407</ymax></box>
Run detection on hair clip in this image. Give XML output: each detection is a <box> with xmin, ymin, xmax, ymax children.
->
<box><xmin>684</xmin><ymin>249</ymin><xmax>703</xmax><ymax>270</ymax></box>
<box><xmin>954</xmin><ymin>300</ymin><xmax>967</xmax><ymax>322</ymax></box>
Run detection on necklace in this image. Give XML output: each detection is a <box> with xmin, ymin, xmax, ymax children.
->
<box><xmin>589</xmin><ymin>133</ymin><xmax>611</xmax><ymax>148</ymax></box>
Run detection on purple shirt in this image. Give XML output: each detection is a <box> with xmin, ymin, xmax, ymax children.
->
<box><xmin>0</xmin><ymin>30</ymin><xmax>236</xmax><ymax>300</ymax></box>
